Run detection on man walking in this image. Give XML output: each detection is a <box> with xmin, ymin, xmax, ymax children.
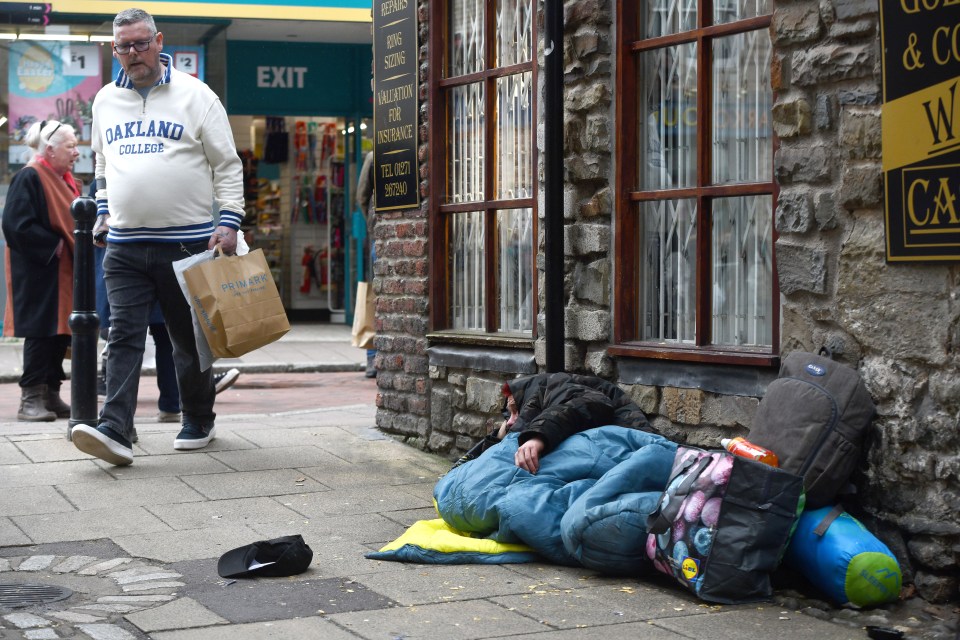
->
<box><xmin>73</xmin><ymin>7</ymin><xmax>244</xmax><ymax>466</ymax></box>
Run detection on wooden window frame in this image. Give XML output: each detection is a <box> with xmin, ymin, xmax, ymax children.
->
<box><xmin>612</xmin><ymin>0</ymin><xmax>780</xmax><ymax>366</ymax></box>
<box><xmin>428</xmin><ymin>0</ymin><xmax>539</xmax><ymax>336</ymax></box>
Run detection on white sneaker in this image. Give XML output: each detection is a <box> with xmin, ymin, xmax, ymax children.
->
<box><xmin>214</xmin><ymin>368</ymin><xmax>240</xmax><ymax>394</ymax></box>
<box><xmin>157</xmin><ymin>411</ymin><xmax>181</xmax><ymax>423</ymax></box>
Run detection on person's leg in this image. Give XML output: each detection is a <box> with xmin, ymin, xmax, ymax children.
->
<box><xmin>18</xmin><ymin>337</ymin><xmax>56</xmax><ymax>421</ymax></box>
<box><xmin>43</xmin><ymin>334</ymin><xmax>71</xmax><ymax>418</ymax></box>
<box><xmin>153</xmin><ymin>241</ymin><xmax>216</xmax><ymax>440</ymax></box>
<box><xmin>150</xmin><ymin>321</ymin><xmax>181</xmax><ymax>415</ymax></box>
<box><xmin>98</xmin><ymin>242</ymin><xmax>154</xmax><ymax>440</ymax></box>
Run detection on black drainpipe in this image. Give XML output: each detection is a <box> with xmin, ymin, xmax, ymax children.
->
<box><xmin>544</xmin><ymin>0</ymin><xmax>564</xmax><ymax>373</ymax></box>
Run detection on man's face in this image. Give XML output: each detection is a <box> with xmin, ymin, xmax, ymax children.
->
<box><xmin>113</xmin><ymin>21</ymin><xmax>164</xmax><ymax>89</ymax></box>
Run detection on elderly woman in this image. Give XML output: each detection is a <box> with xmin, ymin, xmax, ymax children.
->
<box><xmin>2</xmin><ymin>119</ymin><xmax>81</xmax><ymax>421</ymax></box>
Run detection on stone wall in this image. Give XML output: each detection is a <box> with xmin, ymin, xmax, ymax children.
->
<box><xmin>771</xmin><ymin>0</ymin><xmax>959</xmax><ymax>602</ymax></box>
<box><xmin>373</xmin><ymin>0</ymin><xmax>959</xmax><ymax>603</ymax></box>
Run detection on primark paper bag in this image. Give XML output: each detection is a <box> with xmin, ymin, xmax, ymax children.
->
<box><xmin>183</xmin><ymin>248</ymin><xmax>290</xmax><ymax>358</ymax></box>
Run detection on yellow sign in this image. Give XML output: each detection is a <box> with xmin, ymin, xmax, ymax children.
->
<box><xmin>882</xmin><ymin>76</ymin><xmax>960</xmax><ymax>172</ymax></box>
<box><xmin>51</xmin><ymin>1</ymin><xmax>370</xmax><ymax>22</ymax></box>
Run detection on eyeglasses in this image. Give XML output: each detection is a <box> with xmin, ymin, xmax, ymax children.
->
<box><xmin>113</xmin><ymin>34</ymin><xmax>156</xmax><ymax>55</ymax></box>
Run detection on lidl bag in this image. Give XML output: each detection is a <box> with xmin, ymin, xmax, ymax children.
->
<box><xmin>646</xmin><ymin>445</ymin><xmax>804</xmax><ymax>604</ymax></box>
<box><xmin>351</xmin><ymin>281</ymin><xmax>375</xmax><ymax>349</ymax></box>
<box><xmin>183</xmin><ymin>248</ymin><xmax>290</xmax><ymax>358</ymax></box>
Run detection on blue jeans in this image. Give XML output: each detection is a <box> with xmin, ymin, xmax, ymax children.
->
<box><xmin>95</xmin><ymin>245</ymin><xmax>180</xmax><ymax>413</ymax></box>
<box><xmin>100</xmin><ymin>241</ymin><xmax>215</xmax><ymax>438</ymax></box>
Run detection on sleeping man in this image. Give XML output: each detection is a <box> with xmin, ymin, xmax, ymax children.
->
<box><xmin>433</xmin><ymin>372</ymin><xmax>677</xmax><ymax>574</ymax></box>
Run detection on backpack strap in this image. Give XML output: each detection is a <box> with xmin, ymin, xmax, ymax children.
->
<box><xmin>813</xmin><ymin>504</ymin><xmax>845</xmax><ymax>536</ymax></box>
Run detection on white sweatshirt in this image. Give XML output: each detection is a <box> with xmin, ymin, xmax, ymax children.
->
<box><xmin>92</xmin><ymin>54</ymin><xmax>244</xmax><ymax>243</ymax></box>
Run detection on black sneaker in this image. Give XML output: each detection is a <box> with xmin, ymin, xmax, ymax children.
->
<box><xmin>73</xmin><ymin>424</ymin><xmax>133</xmax><ymax>466</ymax></box>
<box><xmin>174</xmin><ymin>423</ymin><xmax>216</xmax><ymax>450</ymax></box>
<box><xmin>214</xmin><ymin>368</ymin><xmax>240</xmax><ymax>394</ymax></box>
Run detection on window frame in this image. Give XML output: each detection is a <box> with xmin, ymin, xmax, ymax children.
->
<box><xmin>428</xmin><ymin>0</ymin><xmax>539</xmax><ymax>337</ymax></box>
<box><xmin>613</xmin><ymin>0</ymin><xmax>780</xmax><ymax>366</ymax></box>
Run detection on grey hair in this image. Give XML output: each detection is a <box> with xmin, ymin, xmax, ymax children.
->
<box><xmin>24</xmin><ymin>119</ymin><xmax>76</xmax><ymax>152</ymax></box>
<box><xmin>113</xmin><ymin>8</ymin><xmax>156</xmax><ymax>35</ymax></box>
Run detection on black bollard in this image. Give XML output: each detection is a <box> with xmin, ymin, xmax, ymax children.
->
<box><xmin>68</xmin><ymin>196</ymin><xmax>100</xmax><ymax>440</ymax></box>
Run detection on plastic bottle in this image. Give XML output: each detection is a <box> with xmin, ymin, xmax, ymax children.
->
<box><xmin>721</xmin><ymin>437</ymin><xmax>780</xmax><ymax>467</ymax></box>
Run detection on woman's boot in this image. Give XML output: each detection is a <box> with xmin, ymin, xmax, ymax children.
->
<box><xmin>18</xmin><ymin>385</ymin><xmax>56</xmax><ymax>422</ymax></box>
<box><xmin>45</xmin><ymin>386</ymin><xmax>71</xmax><ymax>419</ymax></box>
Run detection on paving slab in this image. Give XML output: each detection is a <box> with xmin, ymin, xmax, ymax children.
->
<box><xmin>328</xmin><ymin>598</ymin><xmax>548</xmax><ymax>639</ymax></box>
<box><xmin>13</xmin><ymin>506</ymin><xmax>172</xmax><ymax>544</ymax></box>
<box><xmin>125</xmin><ymin>596</ymin><xmax>228</xmax><ymax>633</ymax></box>
<box><xmin>149</xmin><ymin>616</ymin><xmax>358</xmax><ymax>640</ymax></box>
<box><xmin>353</xmin><ymin>563</ymin><xmax>550</xmax><ymax>607</ymax></box>
<box><xmin>57</xmin><ymin>477</ymin><xmax>206</xmax><ymax>511</ymax></box>
<box><xmin>113</xmin><ymin>524</ymin><xmax>265</xmax><ymax>564</ymax></box>
<box><xmin>170</xmin><ymin>556</ymin><xmax>397</xmax><ymax>623</ymax></box>
<box><xmin>206</xmin><ymin>444</ymin><xmax>343</xmax><ymax>472</ymax></box>
<box><xmin>297</xmin><ymin>457</ymin><xmax>447</xmax><ymax>490</ymax></box>
<box><xmin>96</xmin><ymin>453</ymin><xmax>234</xmax><ymax>480</ymax></box>
<box><xmin>146</xmin><ymin>497</ymin><xmax>306</xmax><ymax>530</ymax></box>
<box><xmin>0</xmin><ymin>459</ymin><xmax>114</xmax><ymax>488</ymax></box>
<box><xmin>490</xmin><ymin>582</ymin><xmax>721</xmax><ymax>627</ymax></box>
<box><xmin>178</xmin><ymin>468</ymin><xmax>330</xmax><ymax>501</ymax></box>
<box><xmin>274</xmin><ymin>484</ymin><xmax>432</xmax><ymax>518</ymax></box>
<box><xmin>0</xmin><ymin>441</ymin><xmax>30</xmax><ymax>465</ymax></box>
<box><xmin>0</xmin><ymin>485</ymin><xmax>76</xmax><ymax>517</ymax></box>
<box><xmin>654</xmin><ymin>605</ymin><xmax>866</xmax><ymax>640</ymax></box>
<box><xmin>509</xmin><ymin>622</ymin><xmax>691</xmax><ymax>639</ymax></box>
<box><xmin>249</xmin><ymin>512</ymin><xmax>410</xmax><ymax>548</ymax></box>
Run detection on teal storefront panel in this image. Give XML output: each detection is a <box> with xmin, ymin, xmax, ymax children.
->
<box><xmin>226</xmin><ymin>41</ymin><xmax>372</xmax><ymax>116</ymax></box>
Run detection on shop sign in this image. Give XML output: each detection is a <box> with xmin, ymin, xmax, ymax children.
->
<box><xmin>879</xmin><ymin>0</ymin><xmax>960</xmax><ymax>261</ymax></box>
<box><xmin>373</xmin><ymin>0</ymin><xmax>419</xmax><ymax>211</ymax></box>
<box><xmin>226</xmin><ymin>41</ymin><xmax>372</xmax><ymax>117</ymax></box>
<box><xmin>7</xmin><ymin>40</ymin><xmax>101</xmax><ymax>169</ymax></box>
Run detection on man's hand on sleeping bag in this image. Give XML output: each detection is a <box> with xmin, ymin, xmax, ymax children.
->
<box><xmin>516</xmin><ymin>437</ymin><xmax>546</xmax><ymax>474</ymax></box>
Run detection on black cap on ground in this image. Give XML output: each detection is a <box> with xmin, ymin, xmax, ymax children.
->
<box><xmin>217</xmin><ymin>535</ymin><xmax>313</xmax><ymax>578</ymax></box>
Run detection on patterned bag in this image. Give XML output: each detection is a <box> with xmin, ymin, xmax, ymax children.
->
<box><xmin>646</xmin><ymin>446</ymin><xmax>804</xmax><ymax>604</ymax></box>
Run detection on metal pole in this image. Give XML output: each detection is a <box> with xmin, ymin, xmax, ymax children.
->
<box><xmin>544</xmin><ymin>0</ymin><xmax>564</xmax><ymax>372</ymax></box>
<box><xmin>68</xmin><ymin>196</ymin><xmax>99</xmax><ymax>440</ymax></box>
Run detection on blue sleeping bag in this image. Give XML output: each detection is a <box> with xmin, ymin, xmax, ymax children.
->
<box><xmin>433</xmin><ymin>427</ymin><xmax>677</xmax><ymax>574</ymax></box>
<box><xmin>784</xmin><ymin>506</ymin><xmax>901</xmax><ymax>607</ymax></box>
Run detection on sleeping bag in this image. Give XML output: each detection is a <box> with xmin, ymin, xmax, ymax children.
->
<box><xmin>433</xmin><ymin>426</ymin><xmax>678</xmax><ymax>574</ymax></box>
<box><xmin>784</xmin><ymin>505</ymin><xmax>902</xmax><ymax>607</ymax></box>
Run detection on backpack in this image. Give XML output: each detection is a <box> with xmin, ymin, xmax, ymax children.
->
<box><xmin>749</xmin><ymin>350</ymin><xmax>876</xmax><ymax>509</ymax></box>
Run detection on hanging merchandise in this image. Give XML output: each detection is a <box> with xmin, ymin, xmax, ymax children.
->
<box><xmin>294</xmin><ymin>120</ymin><xmax>308</xmax><ymax>173</ymax></box>
<box><xmin>307</xmin><ymin>121</ymin><xmax>318</xmax><ymax>171</ymax></box>
<box><xmin>320</xmin><ymin>123</ymin><xmax>337</xmax><ymax>166</ymax></box>
<box><xmin>314</xmin><ymin>175</ymin><xmax>328</xmax><ymax>223</ymax></box>
<box><xmin>300</xmin><ymin>245</ymin><xmax>322</xmax><ymax>293</ymax></box>
<box><xmin>263</xmin><ymin>117</ymin><xmax>288</xmax><ymax>164</ymax></box>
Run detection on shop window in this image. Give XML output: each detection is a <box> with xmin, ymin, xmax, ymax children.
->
<box><xmin>430</xmin><ymin>0</ymin><xmax>536</xmax><ymax>336</ymax></box>
<box><xmin>613</xmin><ymin>0</ymin><xmax>778</xmax><ymax>364</ymax></box>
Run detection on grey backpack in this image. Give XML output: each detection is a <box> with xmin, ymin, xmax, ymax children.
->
<box><xmin>749</xmin><ymin>350</ymin><xmax>876</xmax><ymax>509</ymax></box>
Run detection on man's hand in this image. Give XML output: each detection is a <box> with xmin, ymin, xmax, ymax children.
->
<box><xmin>209</xmin><ymin>226</ymin><xmax>238</xmax><ymax>254</ymax></box>
<box><xmin>92</xmin><ymin>214</ymin><xmax>110</xmax><ymax>247</ymax></box>
<box><xmin>515</xmin><ymin>437</ymin><xmax>546</xmax><ymax>474</ymax></box>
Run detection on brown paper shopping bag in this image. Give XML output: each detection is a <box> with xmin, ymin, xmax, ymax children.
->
<box><xmin>183</xmin><ymin>248</ymin><xmax>290</xmax><ymax>358</ymax></box>
<box><xmin>351</xmin><ymin>281</ymin><xmax>375</xmax><ymax>349</ymax></box>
